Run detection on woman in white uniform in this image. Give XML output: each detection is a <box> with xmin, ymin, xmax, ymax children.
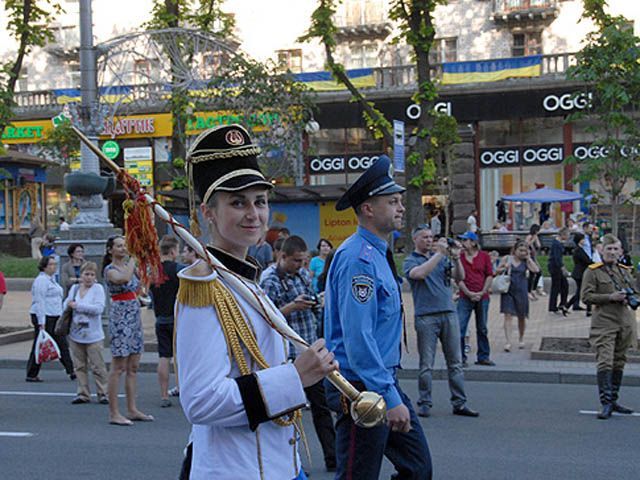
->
<box><xmin>176</xmin><ymin>124</ymin><xmax>336</xmax><ymax>480</ymax></box>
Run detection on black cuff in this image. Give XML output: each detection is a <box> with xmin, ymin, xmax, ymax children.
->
<box><xmin>235</xmin><ymin>373</ymin><xmax>269</xmax><ymax>431</ymax></box>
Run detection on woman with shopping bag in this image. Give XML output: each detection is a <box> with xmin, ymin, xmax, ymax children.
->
<box><xmin>64</xmin><ymin>261</ymin><xmax>109</xmax><ymax>405</ymax></box>
<box><xmin>26</xmin><ymin>255</ymin><xmax>75</xmax><ymax>382</ymax></box>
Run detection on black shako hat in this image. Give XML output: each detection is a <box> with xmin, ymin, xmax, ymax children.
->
<box><xmin>187</xmin><ymin>124</ymin><xmax>273</xmax><ymax>205</ymax></box>
<box><xmin>335</xmin><ymin>154</ymin><xmax>405</xmax><ymax>211</ymax></box>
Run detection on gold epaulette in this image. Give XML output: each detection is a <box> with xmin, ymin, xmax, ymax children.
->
<box><xmin>618</xmin><ymin>263</ymin><xmax>633</xmax><ymax>270</ymax></box>
<box><xmin>177</xmin><ymin>276</ymin><xmax>217</xmax><ymax>308</ymax></box>
<box><xmin>588</xmin><ymin>262</ymin><xmax>603</xmax><ymax>270</ymax></box>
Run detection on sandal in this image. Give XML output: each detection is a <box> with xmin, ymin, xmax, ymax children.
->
<box><xmin>109</xmin><ymin>418</ymin><xmax>133</xmax><ymax>427</ymax></box>
<box><xmin>127</xmin><ymin>413</ymin><xmax>155</xmax><ymax>422</ymax></box>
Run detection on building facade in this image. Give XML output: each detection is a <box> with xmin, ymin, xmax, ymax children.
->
<box><xmin>0</xmin><ymin>0</ymin><xmax>638</xmax><ymax>250</ymax></box>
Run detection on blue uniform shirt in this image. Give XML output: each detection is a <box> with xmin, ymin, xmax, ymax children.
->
<box><xmin>324</xmin><ymin>226</ymin><xmax>403</xmax><ymax>409</ymax></box>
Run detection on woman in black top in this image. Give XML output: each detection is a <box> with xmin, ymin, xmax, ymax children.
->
<box><xmin>548</xmin><ymin>227</ymin><xmax>571</xmax><ymax>315</ymax></box>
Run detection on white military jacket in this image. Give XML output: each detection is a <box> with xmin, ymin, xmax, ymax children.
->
<box><xmin>176</xmin><ymin>248</ymin><xmax>307</xmax><ymax>480</ymax></box>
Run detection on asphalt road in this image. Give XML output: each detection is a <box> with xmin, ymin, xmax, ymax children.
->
<box><xmin>1</xmin><ymin>368</ymin><xmax>640</xmax><ymax>479</ymax></box>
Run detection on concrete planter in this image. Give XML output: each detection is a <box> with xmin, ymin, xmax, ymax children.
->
<box><xmin>64</xmin><ymin>171</ymin><xmax>113</xmax><ymax>196</ymax></box>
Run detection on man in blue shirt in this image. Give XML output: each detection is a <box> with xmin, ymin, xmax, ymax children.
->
<box><xmin>324</xmin><ymin>155</ymin><xmax>432</xmax><ymax>480</ymax></box>
<box><xmin>403</xmin><ymin>225</ymin><xmax>478</xmax><ymax>418</ymax></box>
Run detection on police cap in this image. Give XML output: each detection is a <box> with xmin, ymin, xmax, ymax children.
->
<box><xmin>335</xmin><ymin>155</ymin><xmax>405</xmax><ymax>211</ymax></box>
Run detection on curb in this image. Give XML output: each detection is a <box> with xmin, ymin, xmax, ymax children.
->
<box><xmin>1</xmin><ymin>359</ymin><xmax>638</xmax><ymax>386</ymax></box>
<box><xmin>531</xmin><ymin>349</ymin><xmax>640</xmax><ymax>364</ymax></box>
<box><xmin>396</xmin><ymin>367</ymin><xmax>640</xmax><ymax>386</ymax></box>
<box><xmin>0</xmin><ymin>329</ymin><xmax>32</xmax><ymax>346</ymax></box>
<box><xmin>5</xmin><ymin>278</ymin><xmax>33</xmax><ymax>291</ymax></box>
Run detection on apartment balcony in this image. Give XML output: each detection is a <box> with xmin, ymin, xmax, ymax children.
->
<box><xmin>333</xmin><ymin>6</ymin><xmax>392</xmax><ymax>40</ymax></box>
<box><xmin>493</xmin><ymin>0</ymin><xmax>559</xmax><ymax>24</ymax></box>
<box><xmin>10</xmin><ymin>52</ymin><xmax>577</xmax><ymax>117</ymax></box>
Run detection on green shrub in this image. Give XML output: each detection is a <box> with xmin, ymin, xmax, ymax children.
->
<box><xmin>0</xmin><ymin>255</ymin><xmax>38</xmax><ymax>278</ymax></box>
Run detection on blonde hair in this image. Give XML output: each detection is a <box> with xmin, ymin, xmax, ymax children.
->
<box><xmin>80</xmin><ymin>261</ymin><xmax>98</xmax><ymax>274</ymax></box>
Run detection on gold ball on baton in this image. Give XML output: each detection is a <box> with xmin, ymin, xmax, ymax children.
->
<box><xmin>350</xmin><ymin>391</ymin><xmax>387</xmax><ymax>428</ymax></box>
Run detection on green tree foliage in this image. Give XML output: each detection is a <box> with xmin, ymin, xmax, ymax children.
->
<box><xmin>301</xmin><ymin>0</ymin><xmax>457</xmax><ymax>236</ymax></box>
<box><xmin>145</xmin><ymin>1</ymin><xmax>314</xmax><ymax>187</ymax></box>
<box><xmin>0</xmin><ymin>1</ymin><xmax>63</xmax><ymax>137</ymax></box>
<box><xmin>38</xmin><ymin>119</ymin><xmax>80</xmax><ymax>165</ymax></box>
<box><xmin>566</xmin><ymin>0</ymin><xmax>640</xmax><ymax>236</ymax></box>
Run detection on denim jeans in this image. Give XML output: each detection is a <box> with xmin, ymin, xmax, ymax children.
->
<box><xmin>457</xmin><ymin>297</ymin><xmax>491</xmax><ymax>362</ymax></box>
<box><xmin>325</xmin><ymin>377</ymin><xmax>432</xmax><ymax>480</ymax></box>
<box><xmin>415</xmin><ymin>312</ymin><xmax>466</xmax><ymax>409</ymax></box>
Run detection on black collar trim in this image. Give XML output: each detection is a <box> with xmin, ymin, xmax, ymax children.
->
<box><xmin>206</xmin><ymin>245</ymin><xmax>259</xmax><ymax>282</ymax></box>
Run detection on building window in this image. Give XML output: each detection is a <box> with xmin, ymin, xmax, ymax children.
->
<box><xmin>68</xmin><ymin>61</ymin><xmax>81</xmax><ymax>88</ymax></box>
<box><xmin>512</xmin><ymin>32</ymin><xmax>542</xmax><ymax>56</ymax></box>
<box><xmin>430</xmin><ymin>37</ymin><xmax>458</xmax><ymax>64</ymax></box>
<box><xmin>346</xmin><ymin>43</ymin><xmax>379</xmax><ymax>69</ymax></box>
<box><xmin>17</xmin><ymin>66</ymin><xmax>28</xmax><ymax>91</ymax></box>
<box><xmin>339</xmin><ymin>0</ymin><xmax>385</xmax><ymax>27</ymax></box>
<box><xmin>134</xmin><ymin>59</ymin><xmax>151</xmax><ymax>84</ymax></box>
<box><xmin>276</xmin><ymin>49</ymin><xmax>303</xmax><ymax>73</ymax></box>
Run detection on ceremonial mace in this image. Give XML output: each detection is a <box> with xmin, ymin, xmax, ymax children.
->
<box><xmin>71</xmin><ymin>126</ymin><xmax>386</xmax><ymax>428</ymax></box>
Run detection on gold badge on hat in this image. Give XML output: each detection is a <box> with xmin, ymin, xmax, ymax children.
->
<box><xmin>225</xmin><ymin>129</ymin><xmax>245</xmax><ymax>146</ymax></box>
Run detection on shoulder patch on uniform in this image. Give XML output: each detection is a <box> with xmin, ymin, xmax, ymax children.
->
<box><xmin>588</xmin><ymin>262</ymin><xmax>603</xmax><ymax>270</ymax></box>
<box><xmin>351</xmin><ymin>274</ymin><xmax>374</xmax><ymax>303</ymax></box>
<box><xmin>618</xmin><ymin>263</ymin><xmax>632</xmax><ymax>270</ymax></box>
<box><xmin>358</xmin><ymin>244</ymin><xmax>374</xmax><ymax>263</ymax></box>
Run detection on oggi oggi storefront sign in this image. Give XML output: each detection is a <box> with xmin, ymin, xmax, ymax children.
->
<box><xmin>307</xmin><ymin>154</ymin><xmax>381</xmax><ymax>174</ymax></box>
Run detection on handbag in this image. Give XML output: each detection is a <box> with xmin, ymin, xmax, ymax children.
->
<box><xmin>492</xmin><ymin>256</ymin><xmax>512</xmax><ymax>294</ymax></box>
<box><xmin>55</xmin><ymin>285</ymin><xmax>78</xmax><ymax>336</ymax></box>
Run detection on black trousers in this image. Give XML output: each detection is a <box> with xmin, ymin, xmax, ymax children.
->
<box><xmin>305</xmin><ymin>380</ymin><xmax>337</xmax><ymax>465</ymax></box>
<box><xmin>26</xmin><ymin>314</ymin><xmax>74</xmax><ymax>379</ymax></box>
<box><xmin>528</xmin><ymin>271</ymin><xmax>541</xmax><ymax>293</ymax></box>
<box><xmin>548</xmin><ymin>269</ymin><xmax>568</xmax><ymax>312</ymax></box>
<box><xmin>567</xmin><ymin>277</ymin><xmax>592</xmax><ymax>313</ymax></box>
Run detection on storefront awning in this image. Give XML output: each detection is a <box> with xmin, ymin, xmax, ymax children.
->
<box><xmin>501</xmin><ymin>187</ymin><xmax>583</xmax><ymax>203</ymax></box>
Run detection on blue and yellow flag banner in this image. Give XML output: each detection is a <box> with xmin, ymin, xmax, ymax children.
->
<box><xmin>442</xmin><ymin>55</ymin><xmax>541</xmax><ymax>85</ymax></box>
<box><xmin>294</xmin><ymin>68</ymin><xmax>375</xmax><ymax>91</ymax></box>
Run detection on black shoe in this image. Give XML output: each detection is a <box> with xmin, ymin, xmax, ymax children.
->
<box><xmin>417</xmin><ymin>405</ymin><xmax>431</xmax><ymax>417</ymax></box>
<box><xmin>453</xmin><ymin>406</ymin><xmax>479</xmax><ymax>417</ymax></box>
<box><xmin>325</xmin><ymin>459</ymin><xmax>337</xmax><ymax>472</ymax></box>
<box><xmin>573</xmin><ymin>306</ymin><xmax>585</xmax><ymax>311</ymax></box>
<box><xmin>475</xmin><ymin>359</ymin><xmax>496</xmax><ymax>366</ymax></box>
<box><xmin>586</xmin><ymin>312</ymin><xmax>592</xmax><ymax>317</ymax></box>
<box><xmin>71</xmin><ymin>396</ymin><xmax>90</xmax><ymax>404</ymax></box>
<box><xmin>597</xmin><ymin>403</ymin><xmax>613</xmax><ymax>419</ymax></box>
<box><xmin>561</xmin><ymin>307</ymin><xmax>569</xmax><ymax>317</ymax></box>
<box><xmin>69</xmin><ymin>373</ymin><xmax>77</xmax><ymax>381</ymax></box>
<box><xmin>612</xmin><ymin>403</ymin><xmax>634</xmax><ymax>414</ymax></box>
<box><xmin>98</xmin><ymin>395</ymin><xmax>109</xmax><ymax>405</ymax></box>
<box><xmin>25</xmin><ymin>376</ymin><xmax>43</xmax><ymax>383</ymax></box>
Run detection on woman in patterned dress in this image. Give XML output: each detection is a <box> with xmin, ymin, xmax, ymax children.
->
<box><xmin>103</xmin><ymin>236</ymin><xmax>153</xmax><ymax>426</ymax></box>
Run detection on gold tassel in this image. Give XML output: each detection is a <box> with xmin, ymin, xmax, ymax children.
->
<box><xmin>187</xmin><ymin>162</ymin><xmax>202</xmax><ymax>238</ymax></box>
<box><xmin>177</xmin><ymin>277</ymin><xmax>217</xmax><ymax>308</ymax></box>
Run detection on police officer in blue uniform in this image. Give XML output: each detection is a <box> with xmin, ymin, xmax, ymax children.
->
<box><xmin>324</xmin><ymin>155</ymin><xmax>432</xmax><ymax>480</ymax></box>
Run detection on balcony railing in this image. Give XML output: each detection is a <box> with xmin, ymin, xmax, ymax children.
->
<box><xmin>11</xmin><ymin>52</ymin><xmax>577</xmax><ymax>114</ymax></box>
<box><xmin>493</xmin><ymin>0</ymin><xmax>558</xmax><ymax>22</ymax></box>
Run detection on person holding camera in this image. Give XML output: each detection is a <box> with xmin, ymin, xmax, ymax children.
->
<box><xmin>581</xmin><ymin>234</ymin><xmax>638</xmax><ymax>420</ymax></box>
<box><xmin>403</xmin><ymin>225</ymin><xmax>479</xmax><ymax>418</ymax></box>
<box><xmin>260</xmin><ymin>235</ymin><xmax>337</xmax><ymax>472</ymax></box>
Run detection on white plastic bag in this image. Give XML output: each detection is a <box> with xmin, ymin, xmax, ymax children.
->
<box><xmin>35</xmin><ymin>329</ymin><xmax>61</xmax><ymax>364</ymax></box>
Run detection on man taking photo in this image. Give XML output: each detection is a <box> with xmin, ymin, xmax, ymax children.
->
<box><xmin>404</xmin><ymin>225</ymin><xmax>479</xmax><ymax>418</ymax></box>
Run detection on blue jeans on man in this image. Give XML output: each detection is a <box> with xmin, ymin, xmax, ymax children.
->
<box><xmin>325</xmin><ymin>377</ymin><xmax>432</xmax><ymax>480</ymax></box>
<box><xmin>415</xmin><ymin>312</ymin><xmax>466</xmax><ymax>411</ymax></box>
<box><xmin>457</xmin><ymin>297</ymin><xmax>491</xmax><ymax>363</ymax></box>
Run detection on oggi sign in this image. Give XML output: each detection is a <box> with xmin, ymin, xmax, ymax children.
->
<box><xmin>480</xmin><ymin>145</ymin><xmax>564</xmax><ymax>168</ymax></box>
<box><xmin>308</xmin><ymin>154</ymin><xmax>380</xmax><ymax>174</ymax></box>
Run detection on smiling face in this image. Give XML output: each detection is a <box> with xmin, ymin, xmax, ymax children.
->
<box><xmin>201</xmin><ymin>187</ymin><xmax>269</xmax><ymax>258</ymax></box>
<box><xmin>318</xmin><ymin>240</ymin><xmax>332</xmax><ymax>257</ymax></box>
<box><xmin>71</xmin><ymin>246</ymin><xmax>84</xmax><ymax>261</ymax></box>
<box><xmin>109</xmin><ymin>237</ymin><xmax>128</xmax><ymax>260</ymax></box>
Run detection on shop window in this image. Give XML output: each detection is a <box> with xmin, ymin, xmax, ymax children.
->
<box><xmin>512</xmin><ymin>32</ymin><xmax>542</xmax><ymax>57</ymax></box>
<box><xmin>276</xmin><ymin>49</ymin><xmax>303</xmax><ymax>73</ymax></box>
<box><xmin>430</xmin><ymin>37</ymin><xmax>458</xmax><ymax>64</ymax></box>
<box><xmin>347</xmin><ymin>43</ymin><xmax>379</xmax><ymax>69</ymax></box>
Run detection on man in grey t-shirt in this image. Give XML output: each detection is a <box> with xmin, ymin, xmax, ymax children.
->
<box><xmin>403</xmin><ymin>225</ymin><xmax>478</xmax><ymax>418</ymax></box>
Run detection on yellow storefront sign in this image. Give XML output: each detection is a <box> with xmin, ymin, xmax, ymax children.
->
<box><xmin>319</xmin><ymin>201</ymin><xmax>358</xmax><ymax>247</ymax></box>
<box><xmin>100</xmin><ymin>113</ymin><xmax>172</xmax><ymax>139</ymax></box>
<box><xmin>2</xmin><ymin>120</ymin><xmax>52</xmax><ymax>144</ymax></box>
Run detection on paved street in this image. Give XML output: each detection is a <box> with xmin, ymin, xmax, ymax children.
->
<box><xmin>1</xmin><ymin>369</ymin><xmax>640</xmax><ymax>479</ymax></box>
